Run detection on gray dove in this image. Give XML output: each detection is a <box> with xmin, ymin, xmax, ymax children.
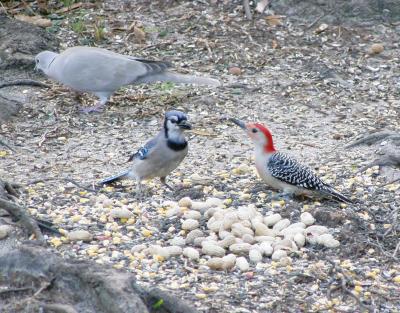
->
<box><xmin>35</xmin><ymin>46</ymin><xmax>221</xmax><ymax>112</ymax></box>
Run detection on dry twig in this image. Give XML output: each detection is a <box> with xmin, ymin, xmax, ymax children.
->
<box><xmin>0</xmin><ymin>79</ymin><xmax>49</xmax><ymax>89</ymax></box>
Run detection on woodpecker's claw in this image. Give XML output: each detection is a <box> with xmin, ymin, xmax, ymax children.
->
<box><xmin>229</xmin><ymin>117</ymin><xmax>246</xmax><ymax>129</ymax></box>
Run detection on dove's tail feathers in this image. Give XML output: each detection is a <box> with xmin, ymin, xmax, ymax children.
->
<box><xmin>136</xmin><ymin>72</ymin><xmax>221</xmax><ymax>87</ymax></box>
<box><xmin>98</xmin><ymin>170</ymin><xmax>130</xmax><ymax>186</ymax></box>
<box><xmin>324</xmin><ymin>187</ymin><xmax>353</xmax><ymax>204</ymax></box>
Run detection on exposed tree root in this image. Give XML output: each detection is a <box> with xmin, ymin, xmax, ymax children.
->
<box><xmin>0</xmin><ymin>179</ymin><xmax>44</xmax><ymax>242</ymax></box>
<box><xmin>0</xmin><ymin>245</ymin><xmax>198</xmax><ymax>313</ymax></box>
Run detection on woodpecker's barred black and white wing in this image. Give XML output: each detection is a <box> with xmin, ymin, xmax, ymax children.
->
<box><xmin>267</xmin><ymin>152</ymin><xmax>352</xmax><ymax>203</ymax></box>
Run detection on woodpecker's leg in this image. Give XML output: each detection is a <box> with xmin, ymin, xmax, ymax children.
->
<box><xmin>160</xmin><ymin>177</ymin><xmax>174</xmax><ymax>191</ymax></box>
<box><xmin>270</xmin><ymin>192</ymin><xmax>294</xmax><ymax>201</ymax></box>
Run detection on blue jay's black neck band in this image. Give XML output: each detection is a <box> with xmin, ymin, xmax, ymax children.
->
<box><xmin>167</xmin><ymin>140</ymin><xmax>188</xmax><ymax>151</ymax></box>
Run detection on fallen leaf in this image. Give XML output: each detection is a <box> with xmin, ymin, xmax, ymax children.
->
<box><xmin>265</xmin><ymin>15</ymin><xmax>284</xmax><ymax>26</ymax></box>
<box><xmin>271</xmin><ymin>39</ymin><xmax>279</xmax><ymax>49</ymax></box>
<box><xmin>14</xmin><ymin>14</ymin><xmax>52</xmax><ymax>28</ymax></box>
<box><xmin>134</xmin><ymin>27</ymin><xmax>146</xmax><ymax>43</ymax></box>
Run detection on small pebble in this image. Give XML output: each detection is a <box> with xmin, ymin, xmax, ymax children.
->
<box><xmin>178</xmin><ymin>197</ymin><xmax>192</xmax><ymax>208</ymax></box>
<box><xmin>170</xmin><ymin>236</ymin><xmax>186</xmax><ymax>247</ymax></box>
<box><xmin>229</xmin><ymin>243</ymin><xmax>252</xmax><ymax>254</ymax></box>
<box><xmin>271</xmin><ymin>249</ymin><xmax>287</xmax><ymax>261</ymax></box>
<box><xmin>242</xmin><ymin>233</ymin><xmax>255</xmax><ymax>244</ymax></box>
<box><xmin>218</xmin><ymin>235</ymin><xmax>236</xmax><ymax>248</ymax></box>
<box><xmin>229</xmin><ymin>66</ymin><xmax>242</xmax><ymax>75</ymax></box>
<box><xmin>222</xmin><ymin>254</ymin><xmax>236</xmax><ymax>270</ymax></box>
<box><xmin>131</xmin><ymin>244</ymin><xmax>146</xmax><ymax>253</ymax></box>
<box><xmin>182</xmin><ymin>219</ymin><xmax>199</xmax><ymax>231</ymax></box>
<box><xmin>272</xmin><ymin>219</ymin><xmax>290</xmax><ymax>232</ymax></box>
<box><xmin>293</xmin><ymin>233</ymin><xmax>306</xmax><ymax>248</ymax></box>
<box><xmin>207</xmin><ymin>257</ymin><xmax>224</xmax><ymax>270</ymax></box>
<box><xmin>300</xmin><ymin>212</ymin><xmax>315</xmax><ymax>226</ymax></box>
<box><xmin>166</xmin><ymin>245</ymin><xmax>183</xmax><ymax>256</ymax></box>
<box><xmin>253</xmin><ymin>222</ymin><xmax>275</xmax><ymax>236</ymax></box>
<box><xmin>235</xmin><ymin>256</ymin><xmax>250</xmax><ymax>272</ymax></box>
<box><xmin>110</xmin><ymin>207</ymin><xmax>133</xmax><ymax>219</ymax></box>
<box><xmin>249</xmin><ymin>249</ymin><xmax>263</xmax><ymax>263</ymax></box>
<box><xmin>369</xmin><ymin>43</ymin><xmax>384</xmax><ymax>55</ymax></box>
<box><xmin>184</xmin><ymin>210</ymin><xmax>202</xmax><ymax>220</ymax></box>
<box><xmin>264</xmin><ymin>213</ymin><xmax>282</xmax><ymax>227</ymax></box>
<box><xmin>202</xmin><ymin>241</ymin><xmax>226</xmax><ymax>257</ymax></box>
<box><xmin>0</xmin><ymin>225</ymin><xmax>13</xmax><ymax>239</ymax></box>
<box><xmin>183</xmin><ymin>247</ymin><xmax>200</xmax><ymax>261</ymax></box>
<box><xmin>186</xmin><ymin>229</ymin><xmax>204</xmax><ymax>244</ymax></box>
<box><xmin>259</xmin><ymin>242</ymin><xmax>273</xmax><ymax>256</ymax></box>
<box><xmin>68</xmin><ymin>230</ymin><xmax>93</xmax><ymax>242</ymax></box>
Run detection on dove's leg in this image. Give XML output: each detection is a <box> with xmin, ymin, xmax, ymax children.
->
<box><xmin>80</xmin><ymin>93</ymin><xmax>109</xmax><ymax>113</ymax></box>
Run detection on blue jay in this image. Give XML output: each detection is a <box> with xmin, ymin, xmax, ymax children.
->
<box><xmin>99</xmin><ymin>110</ymin><xmax>191</xmax><ymax>195</ymax></box>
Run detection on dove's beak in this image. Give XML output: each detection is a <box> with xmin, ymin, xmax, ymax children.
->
<box><xmin>178</xmin><ymin>120</ymin><xmax>192</xmax><ymax>130</ymax></box>
<box><xmin>229</xmin><ymin>118</ymin><xmax>246</xmax><ymax>130</ymax></box>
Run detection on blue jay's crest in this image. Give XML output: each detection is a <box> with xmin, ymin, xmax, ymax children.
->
<box><xmin>165</xmin><ymin>110</ymin><xmax>188</xmax><ymax>123</ymax></box>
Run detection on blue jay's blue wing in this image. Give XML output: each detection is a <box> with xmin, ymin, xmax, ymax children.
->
<box><xmin>127</xmin><ymin>137</ymin><xmax>158</xmax><ymax>162</ymax></box>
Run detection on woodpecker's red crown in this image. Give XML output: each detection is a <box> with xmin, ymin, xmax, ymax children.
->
<box><xmin>246</xmin><ymin>123</ymin><xmax>276</xmax><ymax>153</ymax></box>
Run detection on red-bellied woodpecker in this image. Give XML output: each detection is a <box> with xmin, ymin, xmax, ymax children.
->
<box><xmin>230</xmin><ymin>118</ymin><xmax>352</xmax><ymax>203</ymax></box>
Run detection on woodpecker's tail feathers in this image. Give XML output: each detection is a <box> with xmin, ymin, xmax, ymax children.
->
<box><xmin>325</xmin><ymin>187</ymin><xmax>353</xmax><ymax>204</ymax></box>
<box><xmin>98</xmin><ymin>170</ymin><xmax>130</xmax><ymax>186</ymax></box>
<box><xmin>136</xmin><ymin>72</ymin><xmax>221</xmax><ymax>87</ymax></box>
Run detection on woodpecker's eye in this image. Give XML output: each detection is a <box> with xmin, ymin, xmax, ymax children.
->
<box><xmin>252</xmin><ymin>128</ymin><xmax>258</xmax><ymax>133</ymax></box>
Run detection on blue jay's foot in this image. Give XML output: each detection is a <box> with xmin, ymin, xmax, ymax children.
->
<box><xmin>160</xmin><ymin>177</ymin><xmax>174</xmax><ymax>191</ymax></box>
<box><xmin>80</xmin><ymin>103</ymin><xmax>105</xmax><ymax>113</ymax></box>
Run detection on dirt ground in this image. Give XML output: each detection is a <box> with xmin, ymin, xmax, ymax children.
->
<box><xmin>1</xmin><ymin>1</ymin><xmax>400</xmax><ymax>312</ymax></box>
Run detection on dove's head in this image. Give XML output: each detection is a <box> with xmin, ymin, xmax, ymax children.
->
<box><xmin>35</xmin><ymin>51</ymin><xmax>58</xmax><ymax>73</ymax></box>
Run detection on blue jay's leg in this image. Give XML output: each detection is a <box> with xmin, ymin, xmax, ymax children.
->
<box><xmin>160</xmin><ymin>177</ymin><xmax>173</xmax><ymax>191</ymax></box>
<box><xmin>80</xmin><ymin>93</ymin><xmax>108</xmax><ymax>113</ymax></box>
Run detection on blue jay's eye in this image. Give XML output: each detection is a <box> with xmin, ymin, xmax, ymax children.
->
<box><xmin>252</xmin><ymin>128</ymin><xmax>258</xmax><ymax>133</ymax></box>
<box><xmin>170</xmin><ymin>119</ymin><xmax>177</xmax><ymax>123</ymax></box>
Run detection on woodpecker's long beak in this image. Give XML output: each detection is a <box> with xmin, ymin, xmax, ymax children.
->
<box><xmin>178</xmin><ymin>120</ymin><xmax>192</xmax><ymax>130</ymax></box>
<box><xmin>229</xmin><ymin>118</ymin><xmax>246</xmax><ymax>130</ymax></box>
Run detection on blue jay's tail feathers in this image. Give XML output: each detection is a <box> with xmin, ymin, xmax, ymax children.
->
<box><xmin>99</xmin><ymin>170</ymin><xmax>130</xmax><ymax>186</ymax></box>
<box><xmin>136</xmin><ymin>72</ymin><xmax>221</xmax><ymax>87</ymax></box>
<box><xmin>324</xmin><ymin>187</ymin><xmax>353</xmax><ymax>204</ymax></box>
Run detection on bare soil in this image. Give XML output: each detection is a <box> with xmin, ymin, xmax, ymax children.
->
<box><xmin>0</xmin><ymin>1</ymin><xmax>399</xmax><ymax>312</ymax></box>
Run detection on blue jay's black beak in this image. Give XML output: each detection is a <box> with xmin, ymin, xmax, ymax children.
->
<box><xmin>178</xmin><ymin>120</ymin><xmax>192</xmax><ymax>130</ymax></box>
<box><xmin>230</xmin><ymin>117</ymin><xmax>246</xmax><ymax>130</ymax></box>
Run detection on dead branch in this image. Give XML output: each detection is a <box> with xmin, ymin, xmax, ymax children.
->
<box><xmin>243</xmin><ymin>0</ymin><xmax>252</xmax><ymax>20</ymax></box>
<box><xmin>0</xmin><ymin>79</ymin><xmax>49</xmax><ymax>89</ymax></box>
<box><xmin>26</xmin><ymin>177</ymin><xmax>97</xmax><ymax>193</ymax></box>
